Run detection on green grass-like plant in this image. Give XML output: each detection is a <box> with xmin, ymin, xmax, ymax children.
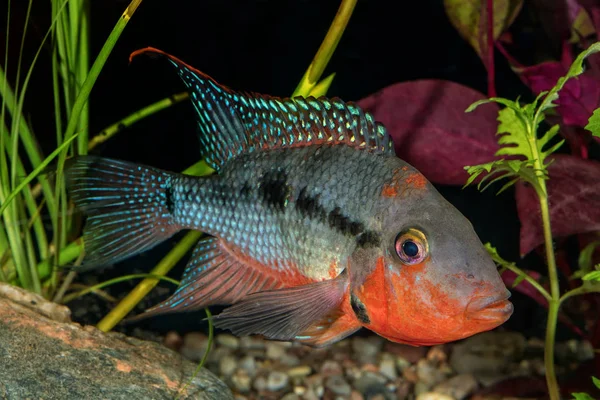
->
<box><xmin>464</xmin><ymin>42</ymin><xmax>600</xmax><ymax>400</ymax></box>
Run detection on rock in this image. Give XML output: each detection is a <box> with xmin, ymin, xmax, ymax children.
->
<box><xmin>0</xmin><ymin>283</ymin><xmax>232</xmax><ymax>399</ymax></box>
<box><xmin>450</xmin><ymin>331</ymin><xmax>526</xmax><ymax>386</ymax></box>
<box><xmin>416</xmin><ymin>393</ymin><xmax>455</xmax><ymax>400</ymax></box>
<box><xmin>232</xmin><ymin>369</ymin><xmax>252</xmax><ymax>393</ymax></box>
<box><xmin>216</xmin><ymin>333</ymin><xmax>240</xmax><ymax>350</ymax></box>
<box><xmin>433</xmin><ymin>373</ymin><xmax>478</xmax><ymax>400</ymax></box>
<box><xmin>181</xmin><ymin>331</ymin><xmax>211</xmax><ymax>362</ymax></box>
<box><xmin>267</xmin><ymin>370</ymin><xmax>290</xmax><ymax>391</ymax></box>
<box><xmin>416</xmin><ymin>359</ymin><xmax>447</xmax><ymax>387</ymax></box>
<box><xmin>325</xmin><ymin>375</ymin><xmax>352</xmax><ymax>396</ymax></box>
<box><xmin>396</xmin><ymin>357</ymin><xmax>411</xmax><ymax>372</ymax></box>
<box><xmin>219</xmin><ymin>355</ymin><xmax>237</xmax><ymax>376</ymax></box>
<box><xmin>395</xmin><ymin>378</ymin><xmax>412</xmax><ymax>400</ymax></box>
<box><xmin>379</xmin><ymin>353</ymin><xmax>398</xmax><ymax>380</ymax></box>
<box><xmin>288</xmin><ymin>365</ymin><xmax>312</xmax><ymax>378</ymax></box>
<box><xmin>281</xmin><ymin>394</ymin><xmax>300</xmax><ymax>400</ymax></box>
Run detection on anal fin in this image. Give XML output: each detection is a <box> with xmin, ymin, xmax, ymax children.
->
<box><xmin>137</xmin><ymin>237</ymin><xmax>280</xmax><ymax>319</ymax></box>
<box><xmin>213</xmin><ymin>270</ymin><xmax>349</xmax><ymax>342</ymax></box>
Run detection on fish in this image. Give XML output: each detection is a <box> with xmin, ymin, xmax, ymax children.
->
<box><xmin>64</xmin><ymin>47</ymin><xmax>513</xmax><ymax>347</ymax></box>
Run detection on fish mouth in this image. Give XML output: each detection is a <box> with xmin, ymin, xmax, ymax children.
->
<box><xmin>466</xmin><ymin>289</ymin><xmax>513</xmax><ymax>322</ymax></box>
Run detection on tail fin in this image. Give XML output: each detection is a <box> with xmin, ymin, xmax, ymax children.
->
<box><xmin>65</xmin><ymin>156</ymin><xmax>182</xmax><ymax>270</ymax></box>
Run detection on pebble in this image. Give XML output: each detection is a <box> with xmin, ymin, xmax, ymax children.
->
<box><xmin>416</xmin><ymin>393</ymin><xmax>455</xmax><ymax>400</ymax></box>
<box><xmin>219</xmin><ymin>355</ymin><xmax>237</xmax><ymax>376</ymax></box>
<box><xmin>353</xmin><ymin>371</ymin><xmax>388</xmax><ymax>396</ymax></box>
<box><xmin>281</xmin><ymin>394</ymin><xmax>300</xmax><ymax>400</ymax></box>
<box><xmin>416</xmin><ymin>359</ymin><xmax>447</xmax><ymax>387</ymax></box>
<box><xmin>350</xmin><ymin>390</ymin><xmax>364</xmax><ymax>400</ymax></box>
<box><xmin>352</xmin><ymin>336</ymin><xmax>383</xmax><ymax>364</ymax></box>
<box><xmin>396</xmin><ymin>357</ymin><xmax>411</xmax><ymax>372</ymax></box>
<box><xmin>239</xmin><ymin>336</ymin><xmax>265</xmax><ymax>350</ymax></box>
<box><xmin>231</xmin><ymin>369</ymin><xmax>251</xmax><ymax>393</ymax></box>
<box><xmin>216</xmin><ymin>333</ymin><xmax>240</xmax><ymax>350</ymax></box>
<box><xmin>432</xmin><ymin>373</ymin><xmax>478</xmax><ymax>400</ymax></box>
<box><xmin>163</xmin><ymin>330</ymin><xmax>182</xmax><ymax>351</ymax></box>
<box><xmin>379</xmin><ymin>354</ymin><xmax>398</xmax><ymax>380</ymax></box>
<box><xmin>426</xmin><ymin>346</ymin><xmax>447</xmax><ymax>363</ymax></box>
<box><xmin>238</xmin><ymin>355</ymin><xmax>257</xmax><ymax>376</ymax></box>
<box><xmin>266</xmin><ymin>342</ymin><xmax>287</xmax><ymax>360</ymax></box>
<box><xmin>325</xmin><ymin>375</ymin><xmax>352</xmax><ymax>396</ymax></box>
<box><xmin>449</xmin><ymin>331</ymin><xmax>525</xmax><ymax>386</ymax></box>
<box><xmin>288</xmin><ymin>365</ymin><xmax>312</xmax><ymax>378</ymax></box>
<box><xmin>321</xmin><ymin>360</ymin><xmax>343</xmax><ymax>377</ymax></box>
<box><xmin>253</xmin><ymin>376</ymin><xmax>267</xmax><ymax>392</ymax></box>
<box><xmin>180</xmin><ymin>332</ymin><xmax>210</xmax><ymax>361</ymax></box>
<box><xmin>280</xmin><ymin>352</ymin><xmax>300</xmax><ymax>367</ymax></box>
<box><xmin>266</xmin><ymin>371</ymin><xmax>289</xmax><ymax>391</ymax></box>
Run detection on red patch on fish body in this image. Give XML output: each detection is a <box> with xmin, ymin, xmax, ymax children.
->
<box><xmin>381</xmin><ymin>168</ymin><xmax>428</xmax><ymax>198</ymax></box>
<box><xmin>405</xmin><ymin>173</ymin><xmax>427</xmax><ymax>190</ymax></box>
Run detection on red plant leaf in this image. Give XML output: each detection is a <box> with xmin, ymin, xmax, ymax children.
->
<box><xmin>516</xmin><ymin>154</ymin><xmax>600</xmax><ymax>255</ymax></box>
<box><xmin>357</xmin><ymin>80</ymin><xmax>500</xmax><ymax>185</ymax></box>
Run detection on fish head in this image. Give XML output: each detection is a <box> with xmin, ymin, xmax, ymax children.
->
<box><xmin>349</xmin><ymin>163</ymin><xmax>513</xmax><ymax>346</ymax></box>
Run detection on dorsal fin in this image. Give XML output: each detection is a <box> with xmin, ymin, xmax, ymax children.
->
<box><xmin>130</xmin><ymin>47</ymin><xmax>394</xmax><ymax>171</ymax></box>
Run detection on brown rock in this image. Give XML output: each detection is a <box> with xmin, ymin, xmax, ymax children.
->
<box><xmin>0</xmin><ymin>283</ymin><xmax>232</xmax><ymax>399</ymax></box>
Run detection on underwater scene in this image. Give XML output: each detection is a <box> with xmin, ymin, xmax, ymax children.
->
<box><xmin>1</xmin><ymin>1</ymin><xmax>600</xmax><ymax>399</ymax></box>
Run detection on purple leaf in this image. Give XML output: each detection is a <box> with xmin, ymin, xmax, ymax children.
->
<box><xmin>516</xmin><ymin>154</ymin><xmax>600</xmax><ymax>255</ymax></box>
<box><xmin>357</xmin><ymin>80</ymin><xmax>500</xmax><ymax>185</ymax></box>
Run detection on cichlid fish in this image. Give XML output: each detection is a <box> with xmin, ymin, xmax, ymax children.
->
<box><xmin>64</xmin><ymin>47</ymin><xmax>513</xmax><ymax>347</ymax></box>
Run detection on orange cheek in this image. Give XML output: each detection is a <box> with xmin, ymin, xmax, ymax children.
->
<box><xmin>359</xmin><ymin>257</ymin><xmax>469</xmax><ymax>345</ymax></box>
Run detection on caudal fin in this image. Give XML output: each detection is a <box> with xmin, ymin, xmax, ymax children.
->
<box><xmin>65</xmin><ymin>156</ymin><xmax>182</xmax><ymax>270</ymax></box>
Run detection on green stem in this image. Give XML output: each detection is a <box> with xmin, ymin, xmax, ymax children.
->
<box><xmin>539</xmin><ymin>184</ymin><xmax>561</xmax><ymax>400</ymax></box>
<box><xmin>292</xmin><ymin>0</ymin><xmax>357</xmax><ymax>97</ymax></box>
<box><xmin>96</xmin><ymin>230</ymin><xmax>202</xmax><ymax>332</ymax></box>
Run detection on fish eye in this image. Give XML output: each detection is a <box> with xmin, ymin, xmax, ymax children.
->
<box><xmin>395</xmin><ymin>228</ymin><xmax>428</xmax><ymax>265</ymax></box>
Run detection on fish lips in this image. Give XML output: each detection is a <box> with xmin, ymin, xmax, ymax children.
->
<box><xmin>465</xmin><ymin>289</ymin><xmax>514</xmax><ymax>323</ymax></box>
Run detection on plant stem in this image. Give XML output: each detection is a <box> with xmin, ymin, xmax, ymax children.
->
<box><xmin>485</xmin><ymin>0</ymin><xmax>496</xmax><ymax>97</ymax></box>
<box><xmin>96</xmin><ymin>230</ymin><xmax>203</xmax><ymax>332</ymax></box>
<box><xmin>292</xmin><ymin>0</ymin><xmax>357</xmax><ymax>97</ymax></box>
<box><xmin>539</xmin><ymin>185</ymin><xmax>561</xmax><ymax>400</ymax></box>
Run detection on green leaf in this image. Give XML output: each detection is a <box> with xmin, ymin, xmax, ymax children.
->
<box><xmin>593</xmin><ymin>376</ymin><xmax>600</xmax><ymax>389</ymax></box>
<box><xmin>572</xmin><ymin>393</ymin><xmax>594</xmax><ymax>400</ymax></box>
<box><xmin>538</xmin><ymin>42</ymin><xmax>600</xmax><ymax>116</ymax></box>
<box><xmin>582</xmin><ymin>271</ymin><xmax>600</xmax><ymax>281</ymax></box>
<box><xmin>578</xmin><ymin>241</ymin><xmax>600</xmax><ymax>272</ymax></box>
<box><xmin>512</xmin><ymin>273</ymin><xmax>526</xmax><ymax>288</ymax></box>
<box><xmin>585</xmin><ymin>108</ymin><xmax>600</xmax><ymax>138</ymax></box>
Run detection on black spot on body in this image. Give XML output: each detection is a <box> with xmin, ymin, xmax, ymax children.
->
<box><xmin>350</xmin><ymin>294</ymin><xmax>370</xmax><ymax>324</ymax></box>
<box><xmin>259</xmin><ymin>170</ymin><xmax>291</xmax><ymax>210</ymax></box>
<box><xmin>356</xmin><ymin>231</ymin><xmax>381</xmax><ymax>248</ymax></box>
<box><xmin>296</xmin><ymin>187</ymin><xmax>327</xmax><ymax>220</ymax></box>
<box><xmin>239</xmin><ymin>182</ymin><xmax>252</xmax><ymax>197</ymax></box>
<box><xmin>165</xmin><ymin>186</ymin><xmax>175</xmax><ymax>214</ymax></box>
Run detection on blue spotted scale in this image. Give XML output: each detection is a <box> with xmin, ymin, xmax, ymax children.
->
<box><xmin>63</xmin><ymin>47</ymin><xmax>513</xmax><ymax>347</ymax></box>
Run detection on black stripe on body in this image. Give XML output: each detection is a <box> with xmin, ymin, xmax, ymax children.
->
<box><xmin>295</xmin><ymin>187</ymin><xmax>381</xmax><ymax>248</ymax></box>
<box><xmin>165</xmin><ymin>186</ymin><xmax>175</xmax><ymax>214</ymax></box>
<box><xmin>259</xmin><ymin>170</ymin><xmax>291</xmax><ymax>210</ymax></box>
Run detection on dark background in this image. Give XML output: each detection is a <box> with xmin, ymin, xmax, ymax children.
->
<box><xmin>5</xmin><ymin>0</ymin><xmax>566</xmax><ymax>339</ymax></box>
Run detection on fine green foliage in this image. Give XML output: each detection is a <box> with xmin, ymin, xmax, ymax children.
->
<box><xmin>585</xmin><ymin>108</ymin><xmax>600</xmax><ymax>138</ymax></box>
<box><xmin>571</xmin><ymin>376</ymin><xmax>600</xmax><ymax>400</ymax></box>
<box><xmin>464</xmin><ymin>42</ymin><xmax>600</xmax><ymax>400</ymax></box>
